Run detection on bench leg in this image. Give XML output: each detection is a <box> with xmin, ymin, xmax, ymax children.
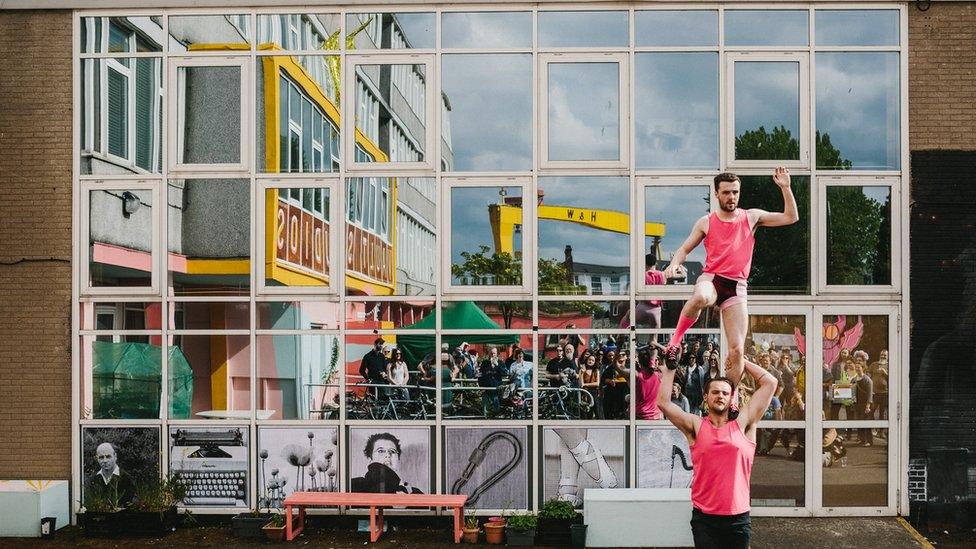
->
<box><xmin>285</xmin><ymin>504</ymin><xmax>305</xmax><ymax>541</ymax></box>
<box><xmin>453</xmin><ymin>506</ymin><xmax>463</xmax><ymax>544</ymax></box>
<box><xmin>369</xmin><ymin>506</ymin><xmax>385</xmax><ymax>543</ymax></box>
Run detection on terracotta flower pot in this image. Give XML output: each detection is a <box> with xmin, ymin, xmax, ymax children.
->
<box><xmin>484</xmin><ymin>521</ymin><xmax>506</xmax><ymax>545</ymax></box>
<box><xmin>263</xmin><ymin>523</ymin><xmax>286</xmax><ymax>542</ymax></box>
<box><xmin>462</xmin><ymin>527</ymin><xmax>480</xmax><ymax>544</ymax></box>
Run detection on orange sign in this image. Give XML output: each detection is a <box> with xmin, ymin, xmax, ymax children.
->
<box><xmin>275</xmin><ymin>199</ymin><xmax>329</xmax><ymax>279</ymax></box>
<box><xmin>346</xmin><ymin>223</ymin><xmax>394</xmax><ymax>285</ymax></box>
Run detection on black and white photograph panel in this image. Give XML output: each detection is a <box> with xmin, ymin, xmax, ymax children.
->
<box><xmin>347</xmin><ymin>427</ymin><xmax>431</xmax><ymax>494</ymax></box>
<box><xmin>81</xmin><ymin>426</ymin><xmax>161</xmax><ymax>509</ymax></box>
<box><xmin>445</xmin><ymin>426</ymin><xmax>529</xmax><ymax>510</ymax></box>
<box><xmin>257</xmin><ymin>427</ymin><xmax>339</xmax><ymax>509</ymax></box>
<box><xmin>636</xmin><ymin>427</ymin><xmax>693</xmax><ymax>489</ymax></box>
<box><xmin>168</xmin><ymin>425</ymin><xmax>249</xmax><ymax>508</ymax></box>
<box><xmin>542</xmin><ymin>427</ymin><xmax>626</xmax><ymax>508</ymax></box>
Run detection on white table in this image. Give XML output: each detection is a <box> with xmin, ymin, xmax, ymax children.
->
<box><xmin>196</xmin><ymin>409</ymin><xmax>276</xmax><ymax>420</ymax></box>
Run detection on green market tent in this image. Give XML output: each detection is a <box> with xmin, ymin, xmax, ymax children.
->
<box><xmin>91</xmin><ymin>340</ymin><xmax>194</xmax><ymax>419</ymax></box>
<box><xmin>396</xmin><ymin>301</ymin><xmax>519</xmax><ymax>367</ymax></box>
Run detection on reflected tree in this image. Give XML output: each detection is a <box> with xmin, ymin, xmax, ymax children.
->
<box><xmin>827</xmin><ymin>188</ymin><xmax>889</xmax><ymax>285</ymax></box>
<box><xmin>735</xmin><ymin>125</ymin><xmax>799</xmax><ymax>161</ymax></box>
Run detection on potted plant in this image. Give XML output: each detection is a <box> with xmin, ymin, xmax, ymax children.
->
<box><xmin>504</xmin><ymin>511</ymin><xmax>537</xmax><ymax>547</ymax></box>
<box><xmin>535</xmin><ymin>498</ymin><xmax>582</xmax><ymax>546</ymax></box>
<box><xmin>81</xmin><ymin>475</ymin><xmax>186</xmax><ymax>538</ymax></box>
<box><xmin>232</xmin><ymin>509</ymin><xmax>273</xmax><ymax>539</ymax></box>
<box><xmin>484</xmin><ymin>516</ymin><xmax>506</xmax><ymax>545</ymax></box>
<box><xmin>462</xmin><ymin>512</ymin><xmax>480</xmax><ymax>544</ymax></box>
<box><xmin>263</xmin><ymin>513</ymin><xmax>287</xmax><ymax>542</ymax></box>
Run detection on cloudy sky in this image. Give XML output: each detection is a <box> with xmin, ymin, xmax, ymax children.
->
<box><xmin>451</xmin><ymin>186</ymin><xmax>523</xmax><ymax>265</ymax></box>
<box><xmin>441</xmin><ymin>11</ymin><xmax>532</xmax><ymax>48</ymax></box>
<box><xmin>635</xmin><ymin>10</ymin><xmax>717</xmax><ymax>47</ymax></box>
<box><xmin>537</xmin><ymin>11</ymin><xmax>628</xmax><ymax>47</ymax></box>
<box><xmin>644</xmin><ymin>186</ymin><xmax>710</xmax><ymax>264</ymax></box>
<box><xmin>548</xmin><ymin>63</ymin><xmax>620</xmax><ymax>162</ymax></box>
<box><xmin>735</xmin><ymin>61</ymin><xmax>801</xmax><ymax>142</ymax></box>
<box><xmin>814</xmin><ymin>10</ymin><xmax>899</xmax><ymax>46</ymax></box>
<box><xmin>724</xmin><ymin>10</ymin><xmax>809</xmax><ymax>47</ymax></box>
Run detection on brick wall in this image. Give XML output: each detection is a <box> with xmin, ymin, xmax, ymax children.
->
<box><xmin>0</xmin><ymin>10</ymin><xmax>73</xmax><ymax>479</ymax></box>
<box><xmin>909</xmin><ymin>2</ymin><xmax>976</xmax><ymax>149</ymax></box>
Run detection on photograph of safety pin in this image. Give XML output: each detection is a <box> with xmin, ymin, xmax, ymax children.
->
<box><xmin>445</xmin><ymin>427</ymin><xmax>529</xmax><ymax>509</ymax></box>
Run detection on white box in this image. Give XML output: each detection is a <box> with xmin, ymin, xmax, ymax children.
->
<box><xmin>0</xmin><ymin>481</ymin><xmax>70</xmax><ymax>538</ymax></box>
<box><xmin>583</xmin><ymin>488</ymin><xmax>694</xmax><ymax>547</ymax></box>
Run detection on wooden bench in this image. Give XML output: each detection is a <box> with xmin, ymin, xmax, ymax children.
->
<box><xmin>283</xmin><ymin>492</ymin><xmax>468</xmax><ymax>543</ymax></box>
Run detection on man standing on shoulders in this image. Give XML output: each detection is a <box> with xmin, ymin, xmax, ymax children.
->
<box><xmin>657</xmin><ymin>349</ymin><xmax>778</xmax><ymax>548</ymax></box>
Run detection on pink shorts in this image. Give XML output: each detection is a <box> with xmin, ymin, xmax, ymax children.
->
<box><xmin>698</xmin><ymin>273</ymin><xmax>748</xmax><ymax>311</ymax></box>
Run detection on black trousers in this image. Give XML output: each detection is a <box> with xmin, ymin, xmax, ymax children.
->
<box><xmin>690</xmin><ymin>508</ymin><xmax>751</xmax><ymax>549</ymax></box>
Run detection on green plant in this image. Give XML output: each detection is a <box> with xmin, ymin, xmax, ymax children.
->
<box><xmin>131</xmin><ymin>475</ymin><xmax>187</xmax><ymax>513</ymax></box>
<box><xmin>505</xmin><ymin>512</ymin><xmax>537</xmax><ymax>532</ymax></box>
<box><xmin>266</xmin><ymin>513</ymin><xmax>286</xmax><ymax>528</ymax></box>
<box><xmin>465</xmin><ymin>512</ymin><xmax>479</xmax><ymax>529</ymax></box>
<box><xmin>539</xmin><ymin>498</ymin><xmax>577</xmax><ymax>520</ymax></box>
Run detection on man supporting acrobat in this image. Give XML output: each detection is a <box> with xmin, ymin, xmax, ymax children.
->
<box><xmin>663</xmin><ymin>167</ymin><xmax>798</xmax><ymax>389</ymax></box>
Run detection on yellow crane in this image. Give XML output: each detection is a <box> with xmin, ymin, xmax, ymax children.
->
<box><xmin>489</xmin><ymin>194</ymin><xmax>666</xmax><ymax>257</ymax></box>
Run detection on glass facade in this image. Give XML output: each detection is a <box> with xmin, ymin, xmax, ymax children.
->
<box><xmin>75</xmin><ymin>6</ymin><xmax>907</xmax><ymax>515</ymax></box>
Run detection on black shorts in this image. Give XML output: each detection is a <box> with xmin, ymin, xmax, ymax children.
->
<box><xmin>698</xmin><ymin>273</ymin><xmax>748</xmax><ymax>311</ymax></box>
<box><xmin>690</xmin><ymin>508</ymin><xmax>751</xmax><ymax>549</ymax></box>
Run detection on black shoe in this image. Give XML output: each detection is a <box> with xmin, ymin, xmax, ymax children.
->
<box><xmin>664</xmin><ymin>345</ymin><xmax>680</xmax><ymax>370</ymax></box>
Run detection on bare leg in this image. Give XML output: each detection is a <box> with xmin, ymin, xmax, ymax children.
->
<box><xmin>667</xmin><ymin>281</ymin><xmax>717</xmax><ymax>351</ymax></box>
<box><xmin>720</xmin><ymin>301</ymin><xmax>749</xmax><ymax>385</ymax></box>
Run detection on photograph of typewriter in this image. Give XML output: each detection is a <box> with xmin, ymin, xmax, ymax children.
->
<box><xmin>169</xmin><ymin>426</ymin><xmax>249</xmax><ymax>508</ymax></box>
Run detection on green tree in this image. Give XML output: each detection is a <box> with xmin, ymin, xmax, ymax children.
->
<box><xmin>537</xmin><ymin>258</ymin><xmax>600</xmax><ymax>317</ymax></box>
<box><xmin>826</xmin><ymin>188</ymin><xmax>888</xmax><ymax>285</ymax></box>
<box><xmin>451</xmin><ymin>246</ymin><xmax>526</xmax><ymax>328</ymax></box>
<box><xmin>735</xmin><ymin>125</ymin><xmax>799</xmax><ymax>161</ymax></box>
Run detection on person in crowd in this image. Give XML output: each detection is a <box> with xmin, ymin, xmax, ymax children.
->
<box><xmin>777</xmin><ymin>352</ymin><xmax>796</xmax><ymax>398</ymax></box>
<box><xmin>685</xmin><ymin>340</ymin><xmax>702</xmax><ymax>367</ymax></box>
<box><xmin>478</xmin><ymin>347</ymin><xmax>504</xmax><ymax>416</ymax></box>
<box><xmin>441</xmin><ymin>352</ymin><xmax>459</xmax><ymax>414</ymax></box>
<box><xmin>685</xmin><ymin>350</ymin><xmax>708</xmax><ymax>415</ymax></box>
<box><xmin>854</xmin><ymin>362</ymin><xmax>874</xmax><ymax>446</ymax></box>
<box><xmin>386</xmin><ymin>348</ymin><xmax>410</xmax><ymax>401</ymax></box>
<box><xmin>602</xmin><ymin>350</ymin><xmax>630</xmax><ymax>419</ymax></box>
<box><xmin>546</xmin><ymin>343</ymin><xmax>577</xmax><ymax>388</ymax></box>
<box><xmin>870</xmin><ymin>350</ymin><xmax>889</xmax><ymax>429</ymax></box>
<box><xmin>359</xmin><ymin>338</ymin><xmax>389</xmax><ymax>394</ymax></box>
<box><xmin>699</xmin><ymin>340</ymin><xmax>715</xmax><ymax>366</ymax></box>
<box><xmin>509</xmin><ymin>347</ymin><xmax>533</xmax><ymax>398</ymax></box>
<box><xmin>632</xmin><ymin>344</ymin><xmax>663</xmax><ymax>420</ymax></box>
<box><xmin>580</xmin><ymin>353</ymin><xmax>603</xmax><ymax>419</ymax></box>
<box><xmin>756</xmin><ymin>389</ymin><xmax>784</xmax><ymax>456</ymax></box>
<box><xmin>671</xmin><ymin>380</ymin><xmax>691</xmax><ymax>413</ymax></box>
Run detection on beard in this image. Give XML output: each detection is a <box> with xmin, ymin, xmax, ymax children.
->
<box><xmin>721</xmin><ymin>201</ymin><xmax>737</xmax><ymax>212</ymax></box>
<box><xmin>707</xmin><ymin>401</ymin><xmax>729</xmax><ymax>415</ymax></box>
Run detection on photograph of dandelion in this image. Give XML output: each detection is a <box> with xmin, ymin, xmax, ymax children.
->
<box><xmin>347</xmin><ymin>427</ymin><xmax>431</xmax><ymax>494</ymax></box>
<box><xmin>257</xmin><ymin>427</ymin><xmax>339</xmax><ymax>509</ymax></box>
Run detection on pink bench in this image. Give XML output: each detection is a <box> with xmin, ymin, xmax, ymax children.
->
<box><xmin>283</xmin><ymin>492</ymin><xmax>468</xmax><ymax>543</ymax></box>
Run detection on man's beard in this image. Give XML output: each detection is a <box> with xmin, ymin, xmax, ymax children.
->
<box><xmin>722</xmin><ymin>201</ymin><xmax>737</xmax><ymax>212</ymax></box>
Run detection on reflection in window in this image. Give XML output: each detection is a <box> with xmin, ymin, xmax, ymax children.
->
<box><xmin>538</xmin><ymin>333</ymin><xmax>629</xmax><ymax>420</ymax></box>
<box><xmin>739</xmin><ymin>176</ymin><xmax>810</xmax><ymax>294</ymax></box>
<box><xmin>816</xmin><ymin>53</ymin><xmax>900</xmax><ymax>170</ymax></box>
<box><xmin>635</xmin><ymin>11</ymin><xmax>717</xmax><ymax>47</ymax></box>
<box><xmin>257</xmin><ymin>301</ymin><xmax>341</xmax><ymax>330</ymax></box>
<box><xmin>538</xmin><ymin>11</ymin><xmax>628</xmax><ymax>47</ymax></box>
<box><xmin>547</xmin><ymin>63</ymin><xmax>620</xmax><ymax>162</ymax></box>
<box><xmin>265</xmin><ymin>187</ymin><xmax>331</xmax><ymax>288</ymax></box>
<box><xmin>643</xmin><ymin>186</ymin><xmax>710</xmax><ymax>287</ymax></box>
<box><xmin>442</xmin><ymin>54</ymin><xmax>531</xmax><ymax>171</ymax></box>
<box><xmin>81</xmin><ymin>16</ymin><xmax>164</xmax><ymax>53</ymax></box>
<box><xmin>815</xmin><ymin>10</ymin><xmax>899</xmax><ymax>47</ymax></box>
<box><xmin>81</xmin><ymin>335</ymin><xmax>166</xmax><ymax>419</ymax></box>
<box><xmin>636</xmin><ymin>54</ymin><xmax>718</xmax><ymax>169</ymax></box>
<box><xmin>394</xmin><ymin>179</ymin><xmax>437</xmax><ymax>296</ymax></box>
<box><xmin>170</xmin><ymin>302</ymin><xmax>250</xmax><ymax>330</ymax></box>
<box><xmin>826</xmin><ymin>187</ymin><xmax>892</xmax><ymax>285</ymax></box>
<box><xmin>89</xmin><ymin>189</ymin><xmax>153</xmax><ymax>288</ymax></box>
<box><xmin>441</xmin><ymin>11</ymin><xmax>532</xmax><ymax>49</ymax></box>
<box><xmin>347</xmin><ymin>301</ymin><xmax>435</xmax><ymax>330</ymax></box>
<box><xmin>344</xmin><ymin>335</ymin><xmax>436</xmax><ymax>420</ymax></box>
<box><xmin>256</xmin><ymin>14</ymin><xmax>339</xmax><ymax>50</ymax></box>
<box><xmin>725</xmin><ymin>10</ymin><xmax>809</xmax><ymax>47</ymax></box>
<box><xmin>169</xmin><ymin>334</ymin><xmax>251</xmax><ymax>419</ymax></box>
<box><xmin>451</xmin><ymin>186</ymin><xmax>523</xmax><ymax>287</ymax></box>
<box><xmin>821</xmin><ymin>315</ymin><xmax>890</xmax><ymax>423</ymax></box>
<box><xmin>167</xmin><ymin>179</ymin><xmax>250</xmax><ymax>296</ymax></box>
<box><xmin>175</xmin><ymin>65</ymin><xmax>242</xmax><ymax>165</ymax></box>
<box><xmin>823</xmin><ymin>428</ymin><xmax>888</xmax><ymax>507</ymax></box>
<box><xmin>539</xmin><ymin>301</ymin><xmax>627</xmax><ymax>330</ymax></box>
<box><xmin>537</xmin><ymin>177</ymin><xmax>629</xmax><ymax>296</ymax></box>
<box><xmin>753</xmin><ymin>428</ymin><xmax>806</xmax><ymax>507</ymax></box>
<box><xmin>168</xmin><ymin>15</ymin><xmax>251</xmax><ymax>52</ymax></box>
<box><xmin>80</xmin><ymin>58</ymin><xmax>162</xmax><ymax>175</ymax></box>
<box><xmin>354</xmin><ymin>64</ymin><xmax>427</xmax><ymax>163</ymax></box>
<box><xmin>345</xmin><ymin>177</ymin><xmax>396</xmax><ymax>295</ymax></box>
<box><xmin>346</xmin><ymin>12</ymin><xmax>435</xmax><ymax>49</ymax></box>
<box><xmin>256</xmin><ymin>335</ymin><xmax>340</xmax><ymax>420</ymax></box>
<box><xmin>745</xmin><ymin>314</ymin><xmax>806</xmax><ymax>421</ymax></box>
<box><xmin>734</xmin><ymin>61</ymin><xmax>800</xmax><ymax>162</ymax></box>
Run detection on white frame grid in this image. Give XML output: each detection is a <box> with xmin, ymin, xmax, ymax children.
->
<box><xmin>71</xmin><ymin>4</ymin><xmax>911</xmax><ymax>521</ymax></box>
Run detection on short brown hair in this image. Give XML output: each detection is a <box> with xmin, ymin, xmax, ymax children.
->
<box><xmin>704</xmin><ymin>376</ymin><xmax>736</xmax><ymax>395</ymax></box>
<box><xmin>713</xmin><ymin>172</ymin><xmax>740</xmax><ymax>191</ymax></box>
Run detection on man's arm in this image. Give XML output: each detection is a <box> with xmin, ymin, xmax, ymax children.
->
<box><xmin>753</xmin><ymin>166</ymin><xmax>799</xmax><ymax>228</ymax></box>
<box><xmin>737</xmin><ymin>359</ymin><xmax>778</xmax><ymax>431</ymax></box>
<box><xmin>359</xmin><ymin>354</ymin><xmax>370</xmax><ymax>380</ymax></box>
<box><xmin>663</xmin><ymin>216</ymin><xmax>708</xmax><ymax>278</ymax></box>
<box><xmin>658</xmin><ymin>356</ymin><xmax>699</xmax><ymax>439</ymax></box>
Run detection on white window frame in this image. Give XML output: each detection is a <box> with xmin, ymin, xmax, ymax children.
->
<box><xmin>257</xmin><ymin>178</ymin><xmax>339</xmax><ymax>296</ymax></box>
<box><xmin>344</xmin><ymin>54</ymin><xmax>436</xmax><ymax>173</ymax></box>
<box><xmin>725</xmin><ymin>51</ymin><xmax>810</xmax><ymax>170</ymax></box>
<box><xmin>634</xmin><ymin>176</ymin><xmax>718</xmax><ymax>296</ymax></box>
<box><xmin>167</xmin><ymin>56</ymin><xmax>250</xmax><ymax>176</ymax></box>
<box><xmin>539</xmin><ymin>52</ymin><xmax>630</xmax><ymax>170</ymax></box>
<box><xmin>442</xmin><ymin>176</ymin><xmax>534</xmax><ymax>295</ymax></box>
<box><xmin>811</xmin><ymin>304</ymin><xmax>900</xmax><ymax>516</ymax></box>
<box><xmin>80</xmin><ymin>180</ymin><xmax>160</xmax><ymax>296</ymax></box>
<box><xmin>817</xmin><ymin>176</ymin><xmax>900</xmax><ymax>295</ymax></box>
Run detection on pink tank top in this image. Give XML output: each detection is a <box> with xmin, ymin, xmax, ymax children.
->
<box><xmin>703</xmin><ymin>210</ymin><xmax>755</xmax><ymax>281</ymax></box>
<box><xmin>690</xmin><ymin>418</ymin><xmax>755</xmax><ymax>515</ymax></box>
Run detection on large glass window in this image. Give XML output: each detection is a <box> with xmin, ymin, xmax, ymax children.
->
<box><xmin>349</xmin><ymin>61</ymin><xmax>430</xmax><ymax>167</ymax></box>
<box><xmin>538</xmin><ymin>11</ymin><xmax>628</xmax><ymax>48</ymax></box>
<box><xmin>544</xmin><ymin>59</ymin><xmax>625</xmax><ymax>165</ymax></box>
<box><xmin>441</xmin><ymin>11</ymin><xmax>532</xmax><ymax>49</ymax></box>
<box><xmin>170</xmin><ymin>60</ymin><xmax>248</xmax><ymax>171</ymax></box>
<box><xmin>825</xmin><ymin>186</ymin><xmax>893</xmax><ymax>286</ymax></box>
<box><xmin>635</xmin><ymin>10</ymin><xmax>717</xmax><ymax>47</ymax></box>
<box><xmin>640</xmin><ymin>183</ymin><xmax>711</xmax><ymax>290</ymax></box>
<box><xmin>740</xmin><ymin>175</ymin><xmax>811</xmax><ymax>295</ymax></box>
<box><xmin>730</xmin><ymin>56</ymin><xmax>807</xmax><ymax>165</ymax></box>
<box><xmin>725</xmin><ymin>10</ymin><xmax>809</xmax><ymax>47</ymax></box>
<box><xmin>86</xmin><ymin>186</ymin><xmax>156</xmax><ymax>290</ymax></box>
<box><xmin>449</xmin><ymin>183</ymin><xmax>527</xmax><ymax>290</ymax></box>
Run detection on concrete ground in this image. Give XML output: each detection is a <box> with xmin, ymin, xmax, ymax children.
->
<box><xmin>0</xmin><ymin>515</ymin><xmax>947</xmax><ymax>548</ymax></box>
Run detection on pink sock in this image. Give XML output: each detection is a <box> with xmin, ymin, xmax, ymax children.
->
<box><xmin>668</xmin><ymin>314</ymin><xmax>699</xmax><ymax>349</ymax></box>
